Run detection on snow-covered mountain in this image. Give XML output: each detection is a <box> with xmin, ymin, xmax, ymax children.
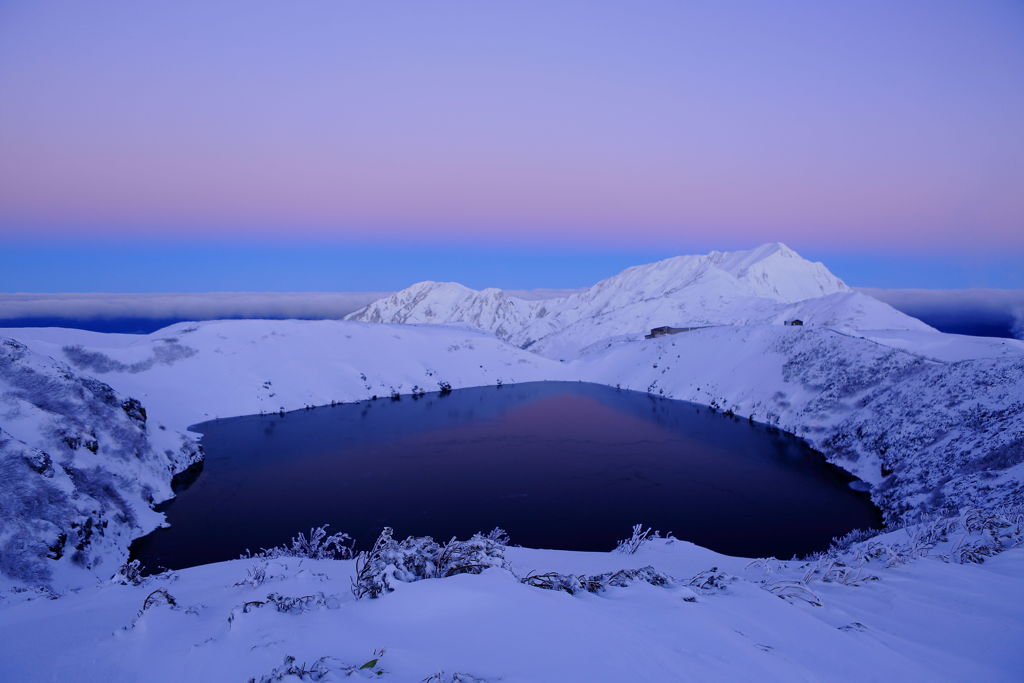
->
<box><xmin>346</xmin><ymin>281</ymin><xmax>539</xmax><ymax>342</ymax></box>
<box><xmin>346</xmin><ymin>243</ymin><xmax>930</xmax><ymax>358</ymax></box>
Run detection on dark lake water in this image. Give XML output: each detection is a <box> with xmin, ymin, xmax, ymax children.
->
<box><xmin>131</xmin><ymin>382</ymin><xmax>881</xmax><ymax>569</ymax></box>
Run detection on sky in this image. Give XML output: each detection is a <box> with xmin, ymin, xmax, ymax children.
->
<box><xmin>1</xmin><ymin>0</ymin><xmax>1022</xmax><ymax>291</ymax></box>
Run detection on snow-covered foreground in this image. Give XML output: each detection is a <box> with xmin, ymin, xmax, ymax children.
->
<box><xmin>2</xmin><ymin>244</ymin><xmax>1023</xmax><ymax>680</ymax></box>
<box><xmin>1</xmin><ymin>535</ymin><xmax>1022</xmax><ymax>682</ymax></box>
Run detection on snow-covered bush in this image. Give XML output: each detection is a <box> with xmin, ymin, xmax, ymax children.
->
<box><xmin>687</xmin><ymin>567</ymin><xmax>736</xmax><ymax>594</ymax></box>
<box><xmin>261</xmin><ymin>591</ymin><xmax>334</xmax><ymax>615</ymax></box>
<box><xmin>234</xmin><ymin>562</ymin><xmax>270</xmax><ymax>588</ymax></box>
<box><xmin>783</xmin><ymin>503</ymin><xmax>1024</xmax><ymax>595</ymax></box>
<box><xmin>765</xmin><ymin>580</ymin><xmax>822</xmax><ymax>607</ymax></box>
<box><xmin>520</xmin><ymin>565</ymin><xmax>672</xmax><ymax>596</ymax></box>
<box><xmin>351</xmin><ymin>527</ymin><xmax>510</xmax><ymax>599</ymax></box>
<box><xmin>423</xmin><ymin>672</ymin><xmax>491</xmax><ymax>682</ymax></box>
<box><xmin>112</xmin><ymin>559</ymin><xmax>144</xmax><ymax>586</ymax></box>
<box><xmin>613</xmin><ymin>523</ymin><xmax>673</xmax><ymax>554</ymax></box>
<box><xmin>140</xmin><ymin>587</ymin><xmax>177</xmax><ymax>611</ymax></box>
<box><xmin>243</xmin><ymin>525</ymin><xmax>354</xmax><ymax>561</ymax></box>
<box><xmin>249</xmin><ymin>651</ymin><xmax>384</xmax><ymax>682</ymax></box>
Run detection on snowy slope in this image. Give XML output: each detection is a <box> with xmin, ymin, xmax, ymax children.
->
<box><xmin>0</xmin><ymin>338</ymin><xmax>201</xmax><ymax>591</ymax></box>
<box><xmin>346</xmin><ymin>243</ymin><xmax>929</xmax><ymax>358</ymax></box>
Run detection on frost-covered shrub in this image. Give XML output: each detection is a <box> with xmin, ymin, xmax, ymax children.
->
<box><xmin>228</xmin><ymin>592</ymin><xmax>340</xmax><ymax>630</ymax></box>
<box><xmin>112</xmin><ymin>559</ymin><xmax>144</xmax><ymax>586</ymax></box>
<box><xmin>613</xmin><ymin>523</ymin><xmax>673</xmax><ymax>554</ymax></box>
<box><xmin>687</xmin><ymin>567</ymin><xmax>736</xmax><ymax>594</ymax></box>
<box><xmin>243</xmin><ymin>525</ymin><xmax>354</xmax><ymax>561</ymax></box>
<box><xmin>140</xmin><ymin>588</ymin><xmax>178</xmax><ymax>612</ymax></box>
<box><xmin>120</xmin><ymin>398</ymin><xmax>147</xmax><ymax>424</ymax></box>
<box><xmin>249</xmin><ymin>652</ymin><xmax>384</xmax><ymax>682</ymax></box>
<box><xmin>826</xmin><ymin>527</ymin><xmax>878</xmax><ymax>554</ymax></box>
<box><xmin>423</xmin><ymin>672</ymin><xmax>491</xmax><ymax>682</ymax></box>
<box><xmin>765</xmin><ymin>580</ymin><xmax>822</xmax><ymax>607</ymax></box>
<box><xmin>351</xmin><ymin>527</ymin><xmax>509</xmax><ymax>599</ymax></box>
<box><xmin>22</xmin><ymin>449</ymin><xmax>54</xmax><ymax>477</ymax></box>
<box><xmin>235</xmin><ymin>562</ymin><xmax>269</xmax><ymax>588</ymax></box>
<box><xmin>950</xmin><ymin>538</ymin><xmax>999</xmax><ymax>564</ymax></box>
<box><xmin>263</xmin><ymin>591</ymin><xmax>334</xmax><ymax>615</ymax></box>
<box><xmin>520</xmin><ymin>565</ymin><xmax>672</xmax><ymax>596</ymax></box>
<box><xmin>794</xmin><ymin>503</ymin><xmax>1024</xmax><ymax>584</ymax></box>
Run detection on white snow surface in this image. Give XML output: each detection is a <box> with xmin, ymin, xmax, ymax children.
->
<box><xmin>1</xmin><ymin>539</ymin><xmax>1022</xmax><ymax>682</ymax></box>
<box><xmin>2</xmin><ymin>243</ymin><xmax>1023</xmax><ymax>681</ymax></box>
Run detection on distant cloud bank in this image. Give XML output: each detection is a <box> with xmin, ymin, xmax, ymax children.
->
<box><xmin>860</xmin><ymin>288</ymin><xmax>1024</xmax><ymax>340</ymax></box>
<box><xmin>0</xmin><ymin>292</ymin><xmax>391</xmax><ymax>321</ymax></box>
<box><xmin>2</xmin><ymin>289</ymin><xmax>1021</xmax><ymax>340</ymax></box>
<box><xmin>0</xmin><ymin>289</ymin><xmax>581</xmax><ymax>332</ymax></box>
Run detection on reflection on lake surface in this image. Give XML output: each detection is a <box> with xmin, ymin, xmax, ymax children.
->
<box><xmin>131</xmin><ymin>382</ymin><xmax>881</xmax><ymax>569</ymax></box>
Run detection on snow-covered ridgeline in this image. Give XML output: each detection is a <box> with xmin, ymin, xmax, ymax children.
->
<box><xmin>346</xmin><ymin>243</ymin><xmax>930</xmax><ymax>358</ymax></box>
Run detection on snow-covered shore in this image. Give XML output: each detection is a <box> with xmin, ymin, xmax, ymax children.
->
<box><xmin>8</xmin><ymin>317</ymin><xmax>1022</xmax><ymax>533</ymax></box>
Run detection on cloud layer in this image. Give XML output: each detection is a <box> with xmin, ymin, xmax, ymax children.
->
<box><xmin>0</xmin><ymin>292</ymin><xmax>390</xmax><ymax>321</ymax></box>
<box><xmin>860</xmin><ymin>288</ymin><xmax>1024</xmax><ymax>340</ymax></box>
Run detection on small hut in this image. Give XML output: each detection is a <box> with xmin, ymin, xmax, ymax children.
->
<box><xmin>785</xmin><ymin>319</ymin><xmax>804</xmax><ymax>326</ymax></box>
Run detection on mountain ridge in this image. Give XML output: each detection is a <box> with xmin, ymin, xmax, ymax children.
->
<box><xmin>346</xmin><ymin>243</ymin><xmax>928</xmax><ymax>357</ymax></box>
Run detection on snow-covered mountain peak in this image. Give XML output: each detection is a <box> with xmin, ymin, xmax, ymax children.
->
<box><xmin>613</xmin><ymin>242</ymin><xmax>849</xmax><ymax>304</ymax></box>
<box><xmin>347</xmin><ymin>244</ymin><xmax>911</xmax><ymax>358</ymax></box>
<box><xmin>402</xmin><ymin>280</ymin><xmax>474</xmax><ymax>298</ymax></box>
